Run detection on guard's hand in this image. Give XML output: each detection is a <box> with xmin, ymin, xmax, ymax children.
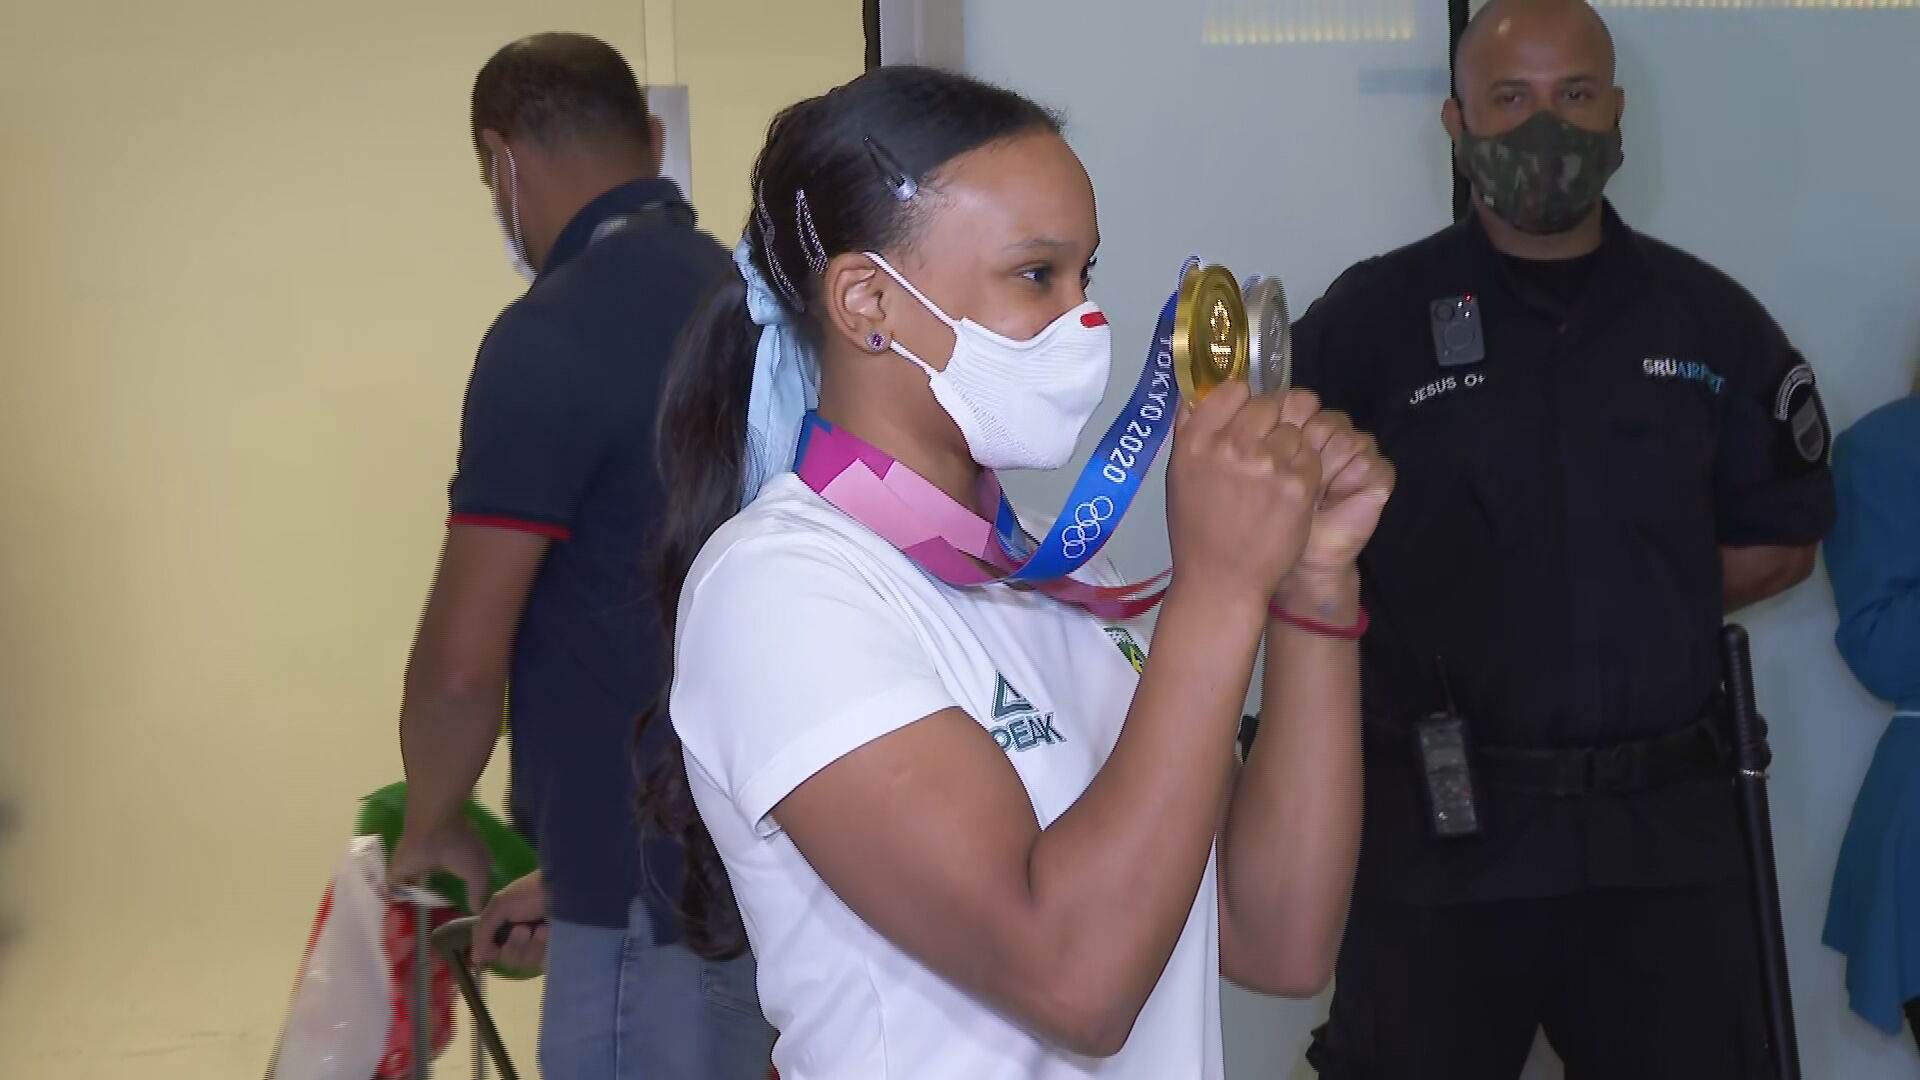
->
<box><xmin>1168</xmin><ymin>381</ymin><xmax>1321</xmax><ymax>600</ymax></box>
<box><xmin>390</xmin><ymin>818</ymin><xmax>493</xmax><ymax>914</ymax></box>
<box><xmin>471</xmin><ymin>870</ymin><xmax>548</xmax><ymax>973</ymax></box>
<box><xmin>1281</xmin><ymin>391</ymin><xmax>1394</xmax><ymax>576</ymax></box>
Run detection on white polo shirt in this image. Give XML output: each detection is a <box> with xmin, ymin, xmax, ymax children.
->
<box><xmin>670</xmin><ymin>474</ymin><xmax>1222</xmax><ymax>1080</ymax></box>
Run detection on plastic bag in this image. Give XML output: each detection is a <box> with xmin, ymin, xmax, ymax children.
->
<box><xmin>269</xmin><ymin>836</ymin><xmax>456</xmax><ymax>1079</ymax></box>
<box><xmin>270</xmin><ymin>835</ymin><xmax>396</xmax><ymax>1080</ymax></box>
<box><xmin>374</xmin><ymin>886</ymin><xmax>455</xmax><ymax>1079</ymax></box>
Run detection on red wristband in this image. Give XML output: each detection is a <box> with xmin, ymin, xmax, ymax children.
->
<box><xmin>1267</xmin><ymin>601</ymin><xmax>1370</xmax><ymax>640</ymax></box>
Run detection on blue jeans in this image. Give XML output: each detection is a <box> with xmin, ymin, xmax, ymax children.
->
<box><xmin>539</xmin><ymin>895</ymin><xmax>774</xmax><ymax>1079</ymax></box>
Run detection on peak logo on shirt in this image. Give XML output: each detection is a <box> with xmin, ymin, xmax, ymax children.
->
<box><xmin>988</xmin><ymin>675</ymin><xmax>1064</xmax><ymax>754</ymax></box>
<box><xmin>992</xmin><ymin>676</ymin><xmax>1035</xmax><ymax>720</ymax></box>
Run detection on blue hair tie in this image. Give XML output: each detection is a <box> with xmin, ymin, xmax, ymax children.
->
<box><xmin>735</xmin><ymin>239</ymin><xmax>820</xmax><ymax>510</ymax></box>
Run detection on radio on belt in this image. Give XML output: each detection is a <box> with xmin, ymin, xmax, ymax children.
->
<box><xmin>1415</xmin><ymin>712</ymin><xmax>1482</xmax><ymax>838</ymax></box>
<box><xmin>1429</xmin><ymin>295</ymin><xmax>1485</xmax><ymax>368</ymax></box>
<box><xmin>1414</xmin><ymin>659</ymin><xmax>1483</xmax><ymax>839</ymax></box>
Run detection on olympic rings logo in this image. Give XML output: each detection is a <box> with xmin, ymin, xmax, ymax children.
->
<box><xmin>1059</xmin><ymin>495</ymin><xmax>1117</xmax><ymax>560</ymax></box>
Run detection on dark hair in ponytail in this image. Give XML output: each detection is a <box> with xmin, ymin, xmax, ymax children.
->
<box><xmin>640</xmin><ymin>66</ymin><xmax>1061</xmax><ymax>959</ymax></box>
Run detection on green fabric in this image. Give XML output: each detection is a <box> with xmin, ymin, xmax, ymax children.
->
<box><xmin>355</xmin><ymin>782</ymin><xmax>541</xmax><ymax>979</ymax></box>
<box><xmin>356</xmin><ymin>782</ymin><xmax>537</xmax><ymax>914</ymax></box>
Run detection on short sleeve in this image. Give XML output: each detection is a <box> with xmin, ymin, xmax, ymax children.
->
<box><xmin>1710</xmin><ymin>294</ymin><xmax>1836</xmax><ymax>547</ymax></box>
<box><xmin>447</xmin><ymin>304</ymin><xmax>619</xmax><ymax>540</ymax></box>
<box><xmin>1291</xmin><ymin>261</ymin><xmax>1378</xmax><ymax>424</ymax></box>
<box><xmin>670</xmin><ymin>535</ymin><xmax>960</xmax><ymax>837</ymax></box>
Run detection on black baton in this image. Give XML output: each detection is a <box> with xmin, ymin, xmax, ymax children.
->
<box><xmin>1721</xmin><ymin>624</ymin><xmax>1802</xmax><ymax>1080</ymax></box>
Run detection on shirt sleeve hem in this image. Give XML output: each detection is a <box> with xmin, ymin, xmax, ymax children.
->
<box><xmin>735</xmin><ymin>680</ymin><xmax>960</xmax><ymax>839</ymax></box>
<box><xmin>447</xmin><ymin>512</ymin><xmax>572</xmax><ymax>541</ymax></box>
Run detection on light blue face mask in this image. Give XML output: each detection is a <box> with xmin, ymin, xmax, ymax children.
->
<box><xmin>735</xmin><ymin>238</ymin><xmax>820</xmax><ymax>509</ymax></box>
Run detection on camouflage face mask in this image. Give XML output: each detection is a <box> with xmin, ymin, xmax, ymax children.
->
<box><xmin>1456</xmin><ymin>109</ymin><xmax>1624</xmax><ymax>236</ymax></box>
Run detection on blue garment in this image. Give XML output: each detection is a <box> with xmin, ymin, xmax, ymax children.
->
<box><xmin>448</xmin><ymin>178</ymin><xmax>731</xmax><ymax>933</ymax></box>
<box><xmin>1822</xmin><ymin>394</ymin><xmax>1920</xmax><ymax>1034</ymax></box>
<box><xmin>1826</xmin><ymin>395</ymin><xmax>1920</xmax><ymax>714</ymax></box>
<box><xmin>540</xmin><ymin>895</ymin><xmax>775</xmax><ymax>1079</ymax></box>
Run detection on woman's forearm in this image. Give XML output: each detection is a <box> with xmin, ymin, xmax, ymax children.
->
<box><xmin>1219</xmin><ymin>567</ymin><xmax>1363</xmax><ymax>996</ymax></box>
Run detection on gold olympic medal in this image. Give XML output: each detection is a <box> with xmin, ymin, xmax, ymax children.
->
<box><xmin>1172</xmin><ymin>264</ymin><xmax>1248</xmax><ymax>401</ymax></box>
<box><xmin>1242</xmin><ymin>275</ymin><xmax>1293</xmax><ymax>397</ymax></box>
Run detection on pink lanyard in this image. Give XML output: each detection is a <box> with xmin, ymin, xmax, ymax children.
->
<box><xmin>793</xmin><ymin>416</ymin><xmax>1167</xmax><ymax>620</ymax></box>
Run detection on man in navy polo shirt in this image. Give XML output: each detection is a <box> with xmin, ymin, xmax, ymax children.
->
<box><xmin>389</xmin><ymin>33</ymin><xmax>771</xmax><ymax>1079</ymax></box>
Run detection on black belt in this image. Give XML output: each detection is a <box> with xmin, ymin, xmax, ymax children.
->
<box><xmin>1480</xmin><ymin>717</ymin><xmax>1730</xmax><ymax>796</ymax></box>
<box><xmin>1368</xmin><ymin>714</ymin><xmax>1731</xmax><ymax>797</ymax></box>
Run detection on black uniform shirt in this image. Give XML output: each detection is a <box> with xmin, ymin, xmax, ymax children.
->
<box><xmin>1293</xmin><ymin>202</ymin><xmax>1834</xmax><ymax>903</ymax></box>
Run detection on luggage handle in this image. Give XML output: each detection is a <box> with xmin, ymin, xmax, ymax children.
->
<box><xmin>430</xmin><ymin>916</ymin><xmax>519</xmax><ymax>1080</ymax></box>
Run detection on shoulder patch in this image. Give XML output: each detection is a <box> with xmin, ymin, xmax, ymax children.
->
<box><xmin>1772</xmin><ymin>362</ymin><xmax>1815</xmax><ymax>423</ymax></box>
<box><xmin>1773</xmin><ymin>362</ymin><xmax>1829</xmax><ymax>466</ymax></box>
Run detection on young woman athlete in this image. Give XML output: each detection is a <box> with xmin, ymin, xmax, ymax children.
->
<box><xmin>650</xmin><ymin>66</ymin><xmax>1392</xmax><ymax>1079</ymax></box>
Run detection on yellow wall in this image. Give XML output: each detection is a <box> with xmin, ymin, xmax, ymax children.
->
<box><xmin>0</xmin><ymin>2</ymin><xmax>858</xmax><ymax>1076</ymax></box>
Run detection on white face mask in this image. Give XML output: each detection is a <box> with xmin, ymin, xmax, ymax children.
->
<box><xmin>490</xmin><ymin>147</ymin><xmax>536</xmax><ymax>283</ymax></box>
<box><xmin>866</xmin><ymin>252</ymin><xmax>1112</xmax><ymax>471</ymax></box>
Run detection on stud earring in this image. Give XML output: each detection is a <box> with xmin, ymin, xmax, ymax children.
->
<box><xmin>868</xmin><ymin>332</ymin><xmax>886</xmax><ymax>351</ymax></box>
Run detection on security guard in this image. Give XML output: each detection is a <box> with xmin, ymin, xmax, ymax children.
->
<box><xmin>1293</xmin><ymin>1</ymin><xmax>1834</xmax><ymax>1076</ymax></box>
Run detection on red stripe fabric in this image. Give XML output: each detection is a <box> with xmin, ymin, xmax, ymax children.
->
<box><xmin>447</xmin><ymin>513</ymin><xmax>571</xmax><ymax>541</ymax></box>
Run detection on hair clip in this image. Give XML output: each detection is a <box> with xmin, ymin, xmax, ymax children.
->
<box><xmin>863</xmin><ymin>136</ymin><xmax>918</xmax><ymax>202</ymax></box>
<box><xmin>795</xmin><ymin>189</ymin><xmax>829</xmax><ymax>276</ymax></box>
<box><xmin>752</xmin><ymin>176</ymin><xmax>777</xmax><ymax>237</ymax></box>
<box><xmin>754</xmin><ymin>178</ymin><xmax>803</xmax><ymax>309</ymax></box>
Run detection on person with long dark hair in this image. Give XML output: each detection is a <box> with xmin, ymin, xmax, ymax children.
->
<box><xmin>649</xmin><ymin>66</ymin><xmax>1390</xmax><ymax>1077</ymax></box>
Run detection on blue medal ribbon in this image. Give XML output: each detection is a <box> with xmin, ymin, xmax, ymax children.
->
<box><xmin>990</xmin><ymin>281</ymin><xmax>1184</xmax><ymax>581</ymax></box>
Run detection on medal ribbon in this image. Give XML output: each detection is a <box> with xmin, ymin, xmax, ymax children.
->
<box><xmin>795</xmin><ymin>276</ymin><xmax>1191</xmax><ymax>620</ymax></box>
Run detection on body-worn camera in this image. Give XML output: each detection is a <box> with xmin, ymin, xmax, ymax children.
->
<box><xmin>1414</xmin><ymin>711</ymin><xmax>1482</xmax><ymax>838</ymax></box>
<box><xmin>1429</xmin><ymin>295</ymin><xmax>1485</xmax><ymax>368</ymax></box>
